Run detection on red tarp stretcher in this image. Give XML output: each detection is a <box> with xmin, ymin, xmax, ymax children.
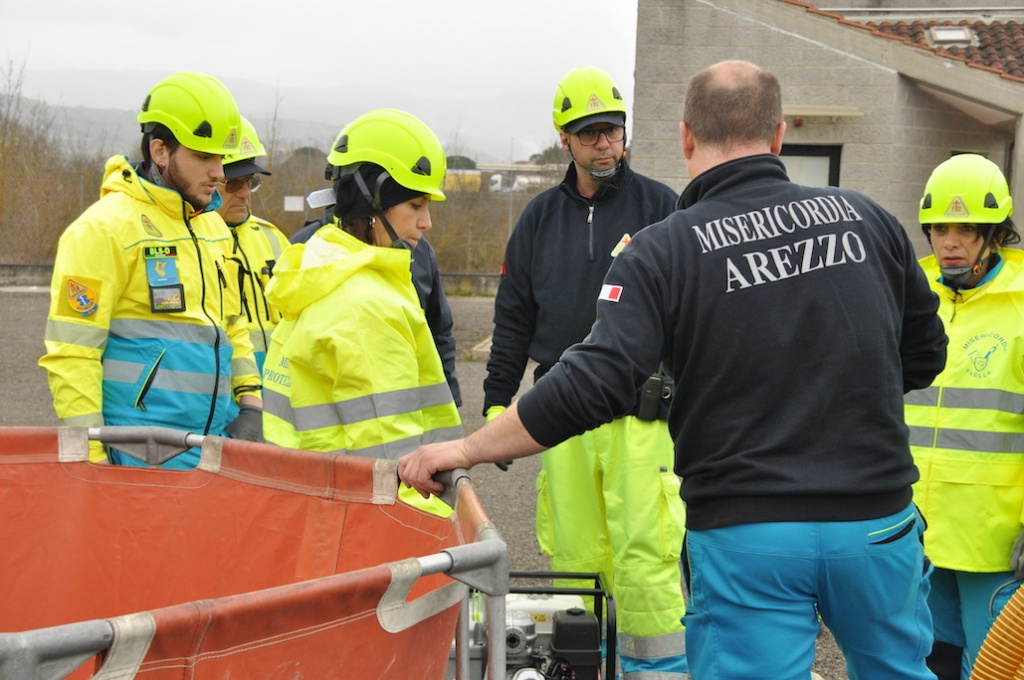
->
<box><xmin>0</xmin><ymin>427</ymin><xmax>509</xmax><ymax>679</ymax></box>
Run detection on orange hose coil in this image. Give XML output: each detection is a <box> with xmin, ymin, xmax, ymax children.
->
<box><xmin>972</xmin><ymin>585</ymin><xmax>1024</xmax><ymax>679</ymax></box>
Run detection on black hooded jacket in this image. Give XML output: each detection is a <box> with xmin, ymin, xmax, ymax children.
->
<box><xmin>517</xmin><ymin>154</ymin><xmax>947</xmax><ymax>530</ymax></box>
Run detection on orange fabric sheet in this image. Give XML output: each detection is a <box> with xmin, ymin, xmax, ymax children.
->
<box><xmin>0</xmin><ymin>428</ymin><xmax>486</xmax><ymax>679</ymax></box>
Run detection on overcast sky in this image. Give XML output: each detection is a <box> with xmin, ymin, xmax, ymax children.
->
<box><xmin>1</xmin><ymin>0</ymin><xmax>641</xmax><ymax>160</ymax></box>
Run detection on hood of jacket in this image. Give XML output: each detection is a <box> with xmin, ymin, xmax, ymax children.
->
<box><xmin>265</xmin><ymin>224</ymin><xmax>413</xmax><ymax>321</ymax></box>
<box><xmin>99</xmin><ymin>155</ymin><xmax>222</xmax><ymax>217</ymax></box>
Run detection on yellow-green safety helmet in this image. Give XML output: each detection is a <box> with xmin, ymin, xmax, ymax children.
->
<box><xmin>222</xmin><ymin>117</ymin><xmax>271</xmax><ymax>178</ymax></box>
<box><xmin>224</xmin><ymin>117</ymin><xmax>267</xmax><ymax>164</ymax></box>
<box><xmin>920</xmin><ymin>154</ymin><xmax>1013</xmax><ymax>226</ymax></box>
<box><xmin>138</xmin><ymin>71</ymin><xmax>241</xmax><ymax>155</ymax></box>
<box><xmin>326</xmin><ymin>109</ymin><xmax>446</xmax><ymax>201</ymax></box>
<box><xmin>552</xmin><ymin>66</ymin><xmax>627</xmax><ymax>134</ymax></box>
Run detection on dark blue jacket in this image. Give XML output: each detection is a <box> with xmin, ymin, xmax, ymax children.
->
<box><xmin>483</xmin><ymin>159</ymin><xmax>677</xmax><ymax>416</ymax></box>
<box><xmin>518</xmin><ymin>154</ymin><xmax>947</xmax><ymax>529</ymax></box>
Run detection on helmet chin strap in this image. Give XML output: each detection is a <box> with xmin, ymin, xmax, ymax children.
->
<box><xmin>939</xmin><ymin>264</ymin><xmax>977</xmax><ymax>288</ymax></box>
<box><xmin>353</xmin><ymin>170</ymin><xmax>414</xmax><ymax>251</ymax></box>
<box><xmin>568</xmin><ymin>150</ymin><xmax>622</xmax><ymax>180</ymax></box>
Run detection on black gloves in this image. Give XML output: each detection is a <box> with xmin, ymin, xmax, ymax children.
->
<box><xmin>226</xmin><ymin>404</ymin><xmax>264</xmax><ymax>442</ymax></box>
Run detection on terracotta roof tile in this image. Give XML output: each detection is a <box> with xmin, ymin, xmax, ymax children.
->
<box><xmin>777</xmin><ymin>1</ymin><xmax>1024</xmax><ymax>85</ymax></box>
<box><xmin>867</xmin><ymin>19</ymin><xmax>1024</xmax><ymax>80</ymax></box>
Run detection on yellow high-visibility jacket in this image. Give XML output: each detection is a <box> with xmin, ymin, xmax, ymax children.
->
<box><xmin>225</xmin><ymin>213</ymin><xmax>290</xmax><ymax>374</ymax></box>
<box><xmin>262</xmin><ymin>226</ymin><xmax>463</xmax><ymax>457</ymax></box>
<box><xmin>39</xmin><ymin>156</ymin><xmax>260</xmax><ymax>467</ymax></box>
<box><xmin>906</xmin><ymin>248</ymin><xmax>1024</xmax><ymax>571</ymax></box>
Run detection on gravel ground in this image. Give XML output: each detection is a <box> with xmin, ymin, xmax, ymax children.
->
<box><xmin>0</xmin><ymin>288</ymin><xmax>847</xmax><ymax>678</ymax></box>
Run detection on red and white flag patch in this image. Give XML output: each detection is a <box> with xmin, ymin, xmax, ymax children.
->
<box><xmin>599</xmin><ymin>284</ymin><xmax>623</xmax><ymax>302</ymax></box>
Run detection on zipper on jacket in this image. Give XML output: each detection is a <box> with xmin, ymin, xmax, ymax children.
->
<box><xmin>931</xmin><ymin>385</ymin><xmax>944</xmax><ymax>447</ymax></box>
<box><xmin>183</xmin><ymin>206</ymin><xmax>221</xmax><ymax>437</ymax></box>
<box><xmin>237</xmin><ymin>261</ymin><xmax>252</xmax><ymax>323</ymax></box>
<box><xmin>215</xmin><ymin>260</ymin><xmax>227</xmax><ymax>322</ymax></box>
<box><xmin>231</xmin><ymin>230</ymin><xmax>271</xmax><ymax>345</ymax></box>
<box><xmin>230</xmin><ymin>232</ymin><xmax>252</xmax><ymax>322</ymax></box>
<box><xmin>929</xmin><ymin>290</ymin><xmax>960</xmax><ymax>448</ymax></box>
<box><xmin>255</xmin><ymin>272</ymin><xmax>272</xmax><ymax>322</ymax></box>
<box><xmin>587</xmin><ymin>204</ymin><xmax>596</xmax><ymax>262</ymax></box>
<box><xmin>134</xmin><ymin>350</ymin><xmax>166</xmax><ymax>412</ymax></box>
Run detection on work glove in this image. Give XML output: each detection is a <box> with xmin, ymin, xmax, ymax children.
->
<box><xmin>485</xmin><ymin>405</ymin><xmax>513</xmax><ymax>471</ymax></box>
<box><xmin>226</xmin><ymin>404</ymin><xmax>264</xmax><ymax>443</ymax></box>
<box><xmin>1011</xmin><ymin>528</ymin><xmax>1024</xmax><ymax>580</ymax></box>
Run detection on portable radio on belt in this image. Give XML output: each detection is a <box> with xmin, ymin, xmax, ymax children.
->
<box><xmin>637</xmin><ymin>372</ymin><xmax>665</xmax><ymax>421</ymax></box>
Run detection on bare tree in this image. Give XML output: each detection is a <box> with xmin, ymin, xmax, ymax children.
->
<box><xmin>1</xmin><ymin>59</ymin><xmax>97</xmax><ymax>264</ymax></box>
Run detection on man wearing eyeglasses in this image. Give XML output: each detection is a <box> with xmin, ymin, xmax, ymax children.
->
<box><xmin>481</xmin><ymin>66</ymin><xmax>687</xmax><ymax>679</ymax></box>
<box><xmin>216</xmin><ymin>117</ymin><xmax>289</xmax><ymax>376</ymax></box>
<box><xmin>211</xmin><ymin>117</ymin><xmax>290</xmax><ymax>444</ymax></box>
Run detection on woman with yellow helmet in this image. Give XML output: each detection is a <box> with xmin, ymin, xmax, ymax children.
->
<box><xmin>261</xmin><ymin>109</ymin><xmax>462</xmax><ymax>464</ymax></box>
<box><xmin>907</xmin><ymin>153</ymin><xmax>1024</xmax><ymax>679</ymax></box>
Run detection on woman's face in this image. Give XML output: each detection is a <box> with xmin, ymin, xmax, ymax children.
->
<box><xmin>929</xmin><ymin>223</ymin><xmax>998</xmax><ymax>287</ymax></box>
<box><xmin>372</xmin><ymin>195</ymin><xmax>432</xmax><ymax>248</ymax></box>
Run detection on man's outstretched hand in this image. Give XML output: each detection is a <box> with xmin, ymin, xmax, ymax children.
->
<box><xmin>398</xmin><ymin>439</ymin><xmax>473</xmax><ymax>498</ymax></box>
<box><xmin>399</xmin><ymin>402</ymin><xmax>546</xmax><ymax>498</ymax></box>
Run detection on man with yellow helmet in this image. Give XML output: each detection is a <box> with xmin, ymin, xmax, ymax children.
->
<box><xmin>907</xmin><ymin>153</ymin><xmax>1024</xmax><ymax>679</ymax></box>
<box><xmin>482</xmin><ymin>66</ymin><xmax>687</xmax><ymax>678</ymax></box>
<box><xmin>39</xmin><ymin>71</ymin><xmax>263</xmax><ymax>467</ymax></box>
<box><xmin>214</xmin><ymin>117</ymin><xmax>289</xmax><ymax>442</ymax></box>
<box><xmin>216</xmin><ymin>117</ymin><xmax>290</xmax><ymax>374</ymax></box>
<box><xmin>261</xmin><ymin>108</ymin><xmax>462</xmax><ymax>461</ymax></box>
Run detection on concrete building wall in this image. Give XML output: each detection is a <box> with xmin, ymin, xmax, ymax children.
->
<box><xmin>631</xmin><ymin>0</ymin><xmax>1016</xmax><ymax>256</ymax></box>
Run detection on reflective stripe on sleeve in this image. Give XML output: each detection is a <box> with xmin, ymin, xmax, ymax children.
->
<box><xmin>266</xmin><ymin>382</ymin><xmax>457</xmax><ymax>432</ymax></box>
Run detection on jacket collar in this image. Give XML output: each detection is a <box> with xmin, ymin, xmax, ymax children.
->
<box><xmin>678</xmin><ymin>154</ymin><xmax>788</xmax><ymax>210</ymax></box>
<box><xmin>923</xmin><ymin>248</ymin><xmax>1024</xmax><ymax>298</ymax></box>
<box><xmin>560</xmin><ymin>157</ymin><xmax>634</xmax><ymax>203</ymax></box>
<box><xmin>103</xmin><ymin>156</ymin><xmax>222</xmax><ymax>217</ymax></box>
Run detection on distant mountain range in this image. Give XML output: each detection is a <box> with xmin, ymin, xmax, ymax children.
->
<box><xmin>20</xmin><ymin>69</ymin><xmax>558</xmax><ymax>164</ymax></box>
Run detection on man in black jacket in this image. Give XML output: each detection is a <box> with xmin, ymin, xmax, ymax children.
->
<box><xmin>481</xmin><ymin>66</ymin><xmax>687</xmax><ymax>679</ymax></box>
<box><xmin>400</xmin><ymin>60</ymin><xmax>946</xmax><ymax>679</ymax></box>
<box><xmin>291</xmin><ymin>205</ymin><xmax>461</xmax><ymax>406</ymax></box>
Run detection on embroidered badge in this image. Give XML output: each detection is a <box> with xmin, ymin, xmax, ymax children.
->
<box><xmin>64</xmin><ymin>278</ymin><xmax>99</xmax><ymax>316</ymax></box>
<box><xmin>141</xmin><ymin>215</ymin><xmax>162</xmax><ymax>237</ymax></box>
<box><xmin>144</xmin><ymin>246</ymin><xmax>180</xmax><ymax>287</ymax></box>
<box><xmin>599</xmin><ymin>284</ymin><xmax>623</xmax><ymax>302</ymax></box>
<box><xmin>611</xmin><ymin>233</ymin><xmax>632</xmax><ymax>257</ymax></box>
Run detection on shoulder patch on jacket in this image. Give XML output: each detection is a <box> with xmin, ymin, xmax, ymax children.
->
<box><xmin>60</xmin><ymin>276</ymin><xmax>101</xmax><ymax>317</ymax></box>
<box><xmin>611</xmin><ymin>233</ymin><xmax>631</xmax><ymax>257</ymax></box>
<box><xmin>599</xmin><ymin>284</ymin><xmax>623</xmax><ymax>302</ymax></box>
<box><xmin>141</xmin><ymin>214</ymin><xmax>162</xmax><ymax>237</ymax></box>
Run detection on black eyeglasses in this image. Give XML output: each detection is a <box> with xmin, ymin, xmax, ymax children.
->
<box><xmin>221</xmin><ymin>174</ymin><xmax>264</xmax><ymax>193</ymax></box>
<box><xmin>575</xmin><ymin>125</ymin><xmax>625</xmax><ymax>146</ymax></box>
